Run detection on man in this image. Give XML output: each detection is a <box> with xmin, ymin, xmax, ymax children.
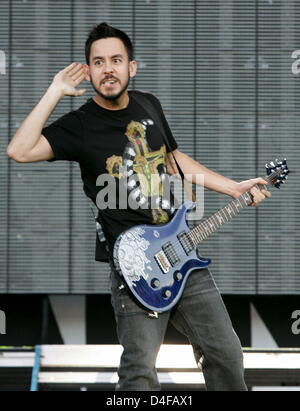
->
<box><xmin>7</xmin><ymin>22</ymin><xmax>271</xmax><ymax>391</ymax></box>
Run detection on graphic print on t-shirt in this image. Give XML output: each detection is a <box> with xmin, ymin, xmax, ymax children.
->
<box><xmin>105</xmin><ymin>119</ymin><xmax>173</xmax><ymax>224</ymax></box>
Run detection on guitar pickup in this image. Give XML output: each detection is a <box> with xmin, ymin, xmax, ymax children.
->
<box><xmin>177</xmin><ymin>232</ymin><xmax>194</xmax><ymax>255</ymax></box>
<box><xmin>162</xmin><ymin>242</ymin><xmax>180</xmax><ymax>267</ymax></box>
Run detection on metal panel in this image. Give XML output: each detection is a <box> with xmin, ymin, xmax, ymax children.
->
<box><xmin>1</xmin><ymin>0</ymin><xmax>299</xmax><ymax>294</ymax></box>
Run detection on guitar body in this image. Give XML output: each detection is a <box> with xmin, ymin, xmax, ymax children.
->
<box><xmin>113</xmin><ymin>201</ymin><xmax>211</xmax><ymax>312</ymax></box>
<box><xmin>113</xmin><ymin>158</ymin><xmax>289</xmax><ymax>313</ymax></box>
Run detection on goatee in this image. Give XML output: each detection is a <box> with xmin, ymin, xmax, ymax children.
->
<box><xmin>92</xmin><ymin>76</ymin><xmax>130</xmax><ymax>101</ymax></box>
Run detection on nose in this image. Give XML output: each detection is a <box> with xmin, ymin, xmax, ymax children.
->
<box><xmin>103</xmin><ymin>62</ymin><xmax>114</xmax><ymax>73</ymax></box>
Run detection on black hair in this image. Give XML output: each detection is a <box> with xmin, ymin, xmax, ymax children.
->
<box><xmin>85</xmin><ymin>22</ymin><xmax>134</xmax><ymax>64</ymax></box>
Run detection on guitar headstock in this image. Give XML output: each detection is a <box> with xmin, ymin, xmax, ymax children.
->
<box><xmin>265</xmin><ymin>158</ymin><xmax>289</xmax><ymax>189</ymax></box>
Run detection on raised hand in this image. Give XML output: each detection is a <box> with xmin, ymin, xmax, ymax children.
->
<box><xmin>51</xmin><ymin>62</ymin><xmax>87</xmax><ymax>97</ymax></box>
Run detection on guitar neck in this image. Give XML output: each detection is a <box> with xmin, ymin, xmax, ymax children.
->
<box><xmin>187</xmin><ymin>172</ymin><xmax>275</xmax><ymax>247</ymax></box>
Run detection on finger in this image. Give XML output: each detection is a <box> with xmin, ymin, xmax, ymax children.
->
<box><xmin>254</xmin><ymin>177</ymin><xmax>268</xmax><ymax>185</ymax></box>
<box><xmin>254</xmin><ymin>191</ymin><xmax>267</xmax><ymax>203</ymax></box>
<box><xmin>255</xmin><ymin>190</ymin><xmax>269</xmax><ymax>199</ymax></box>
<box><xmin>261</xmin><ymin>189</ymin><xmax>272</xmax><ymax>198</ymax></box>
<box><xmin>68</xmin><ymin>63</ymin><xmax>84</xmax><ymax>76</ymax></box>
<box><xmin>257</xmin><ymin>192</ymin><xmax>265</xmax><ymax>200</ymax></box>
<box><xmin>64</xmin><ymin>62</ymin><xmax>78</xmax><ymax>73</ymax></box>
<box><xmin>250</xmin><ymin>187</ymin><xmax>258</xmax><ymax>196</ymax></box>
<box><xmin>73</xmin><ymin>73</ymin><xmax>86</xmax><ymax>86</ymax></box>
<box><xmin>66</xmin><ymin>63</ymin><xmax>82</xmax><ymax>77</ymax></box>
<box><xmin>250</xmin><ymin>191</ymin><xmax>264</xmax><ymax>206</ymax></box>
<box><xmin>74</xmin><ymin>88</ymin><xmax>87</xmax><ymax>96</ymax></box>
<box><xmin>72</xmin><ymin>70</ymin><xmax>86</xmax><ymax>82</ymax></box>
<box><xmin>251</xmin><ymin>198</ymin><xmax>261</xmax><ymax>206</ymax></box>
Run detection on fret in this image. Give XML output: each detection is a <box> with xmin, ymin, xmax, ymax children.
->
<box><xmin>212</xmin><ymin>214</ymin><xmax>221</xmax><ymax>229</ymax></box>
<box><xmin>229</xmin><ymin>203</ymin><xmax>236</xmax><ymax>216</ymax></box>
<box><xmin>221</xmin><ymin>207</ymin><xmax>228</xmax><ymax>221</ymax></box>
<box><xmin>189</xmin><ymin>232</ymin><xmax>196</xmax><ymax>245</ymax></box>
<box><xmin>243</xmin><ymin>191</ymin><xmax>252</xmax><ymax>205</ymax></box>
<box><xmin>207</xmin><ymin>217</ymin><xmax>216</xmax><ymax>232</ymax></box>
<box><xmin>200</xmin><ymin>228</ymin><xmax>206</xmax><ymax>241</ymax></box>
<box><xmin>200</xmin><ymin>222</ymin><xmax>209</xmax><ymax>237</ymax></box>
<box><xmin>231</xmin><ymin>202</ymin><xmax>237</xmax><ymax>215</ymax></box>
<box><xmin>189</xmin><ymin>231</ymin><xmax>197</xmax><ymax>245</ymax></box>
<box><xmin>225</xmin><ymin>204</ymin><xmax>234</xmax><ymax>219</ymax></box>
<box><xmin>232</xmin><ymin>199</ymin><xmax>240</xmax><ymax>213</ymax></box>
<box><xmin>184</xmin><ymin>163</ymin><xmax>289</xmax><ymax>249</ymax></box>
<box><xmin>187</xmin><ymin>187</ymin><xmax>263</xmax><ymax>247</ymax></box>
<box><xmin>182</xmin><ymin>163</ymin><xmax>290</xmax><ymax>247</ymax></box>
<box><xmin>236</xmin><ymin>197</ymin><xmax>244</xmax><ymax>209</ymax></box>
<box><xmin>195</xmin><ymin>227</ymin><xmax>205</xmax><ymax>241</ymax></box>
<box><xmin>241</xmin><ymin>193</ymin><xmax>249</xmax><ymax>206</ymax></box>
<box><xmin>227</xmin><ymin>203</ymin><xmax>235</xmax><ymax>218</ymax></box>
<box><xmin>207</xmin><ymin>219</ymin><xmax>215</xmax><ymax>233</ymax></box>
<box><xmin>216</xmin><ymin>211</ymin><xmax>224</xmax><ymax>225</ymax></box>
<box><xmin>192</xmin><ymin>228</ymin><xmax>200</xmax><ymax>242</ymax></box>
<box><xmin>203</xmin><ymin>220</ymin><xmax>212</xmax><ymax>235</ymax></box>
<box><xmin>194</xmin><ymin>234</ymin><xmax>200</xmax><ymax>246</ymax></box>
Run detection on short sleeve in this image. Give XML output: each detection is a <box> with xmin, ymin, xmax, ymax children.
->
<box><xmin>149</xmin><ymin>93</ymin><xmax>178</xmax><ymax>153</ymax></box>
<box><xmin>42</xmin><ymin>111</ymin><xmax>83</xmax><ymax>162</ymax></box>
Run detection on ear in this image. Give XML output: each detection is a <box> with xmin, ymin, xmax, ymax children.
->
<box><xmin>83</xmin><ymin>64</ymin><xmax>91</xmax><ymax>82</ymax></box>
<box><xmin>129</xmin><ymin>60</ymin><xmax>137</xmax><ymax>78</ymax></box>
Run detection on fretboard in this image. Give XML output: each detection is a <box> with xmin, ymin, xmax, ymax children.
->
<box><xmin>187</xmin><ymin>172</ymin><xmax>275</xmax><ymax>248</ymax></box>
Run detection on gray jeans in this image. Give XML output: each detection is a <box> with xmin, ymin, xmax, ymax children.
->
<box><xmin>110</xmin><ymin>267</ymin><xmax>247</xmax><ymax>391</ymax></box>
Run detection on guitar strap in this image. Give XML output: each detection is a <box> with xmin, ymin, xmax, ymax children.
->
<box><xmin>129</xmin><ymin>90</ymin><xmax>195</xmax><ymax>201</ymax></box>
<box><xmin>94</xmin><ymin>90</ymin><xmax>195</xmax><ymax>263</ymax></box>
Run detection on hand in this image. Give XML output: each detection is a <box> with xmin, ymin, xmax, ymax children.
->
<box><xmin>232</xmin><ymin>177</ymin><xmax>272</xmax><ymax>206</ymax></box>
<box><xmin>50</xmin><ymin>62</ymin><xmax>87</xmax><ymax>97</ymax></box>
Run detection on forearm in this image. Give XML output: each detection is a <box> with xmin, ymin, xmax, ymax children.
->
<box><xmin>171</xmin><ymin>151</ymin><xmax>238</xmax><ymax>197</ymax></box>
<box><xmin>7</xmin><ymin>85</ymin><xmax>63</xmax><ymax>158</ymax></box>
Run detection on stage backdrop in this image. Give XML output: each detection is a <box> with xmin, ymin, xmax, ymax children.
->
<box><xmin>0</xmin><ymin>0</ymin><xmax>299</xmax><ymax>294</ymax></box>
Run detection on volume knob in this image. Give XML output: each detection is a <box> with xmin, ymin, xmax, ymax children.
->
<box><xmin>174</xmin><ymin>272</ymin><xmax>183</xmax><ymax>281</ymax></box>
<box><xmin>151</xmin><ymin>278</ymin><xmax>160</xmax><ymax>289</ymax></box>
<box><xmin>162</xmin><ymin>289</ymin><xmax>172</xmax><ymax>299</ymax></box>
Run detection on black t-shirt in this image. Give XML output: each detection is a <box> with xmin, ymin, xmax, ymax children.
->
<box><xmin>42</xmin><ymin>90</ymin><xmax>178</xmax><ymax>262</ymax></box>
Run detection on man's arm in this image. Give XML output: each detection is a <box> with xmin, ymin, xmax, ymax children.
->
<box><xmin>167</xmin><ymin>149</ymin><xmax>271</xmax><ymax>206</ymax></box>
<box><xmin>167</xmin><ymin>149</ymin><xmax>238</xmax><ymax>197</ymax></box>
<box><xmin>7</xmin><ymin>62</ymin><xmax>87</xmax><ymax>163</ymax></box>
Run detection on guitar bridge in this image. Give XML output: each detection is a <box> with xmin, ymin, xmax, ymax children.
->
<box><xmin>154</xmin><ymin>250</ymin><xmax>171</xmax><ymax>274</ymax></box>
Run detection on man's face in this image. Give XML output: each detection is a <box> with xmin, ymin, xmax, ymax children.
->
<box><xmin>85</xmin><ymin>37</ymin><xmax>137</xmax><ymax>101</ymax></box>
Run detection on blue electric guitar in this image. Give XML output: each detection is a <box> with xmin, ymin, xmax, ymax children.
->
<box><xmin>113</xmin><ymin>159</ymin><xmax>289</xmax><ymax>312</ymax></box>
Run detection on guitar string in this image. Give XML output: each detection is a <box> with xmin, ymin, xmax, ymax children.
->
<box><xmin>160</xmin><ymin>192</ymin><xmax>251</xmax><ymax>260</ymax></box>
<box><xmin>156</xmin><ymin>168</ymin><xmax>286</xmax><ymax>261</ymax></box>
<box><xmin>169</xmin><ymin>168</ymin><xmax>282</xmax><ymax>257</ymax></box>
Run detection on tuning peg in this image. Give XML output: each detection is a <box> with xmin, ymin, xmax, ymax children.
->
<box><xmin>265</xmin><ymin>163</ymin><xmax>273</xmax><ymax>175</ymax></box>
